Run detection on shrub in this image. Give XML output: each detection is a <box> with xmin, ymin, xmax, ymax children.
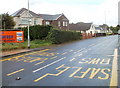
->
<box><xmin>19</xmin><ymin>25</ymin><xmax>52</xmax><ymax>40</ymax></box>
<box><xmin>46</xmin><ymin>29</ymin><xmax>81</xmax><ymax>44</ymax></box>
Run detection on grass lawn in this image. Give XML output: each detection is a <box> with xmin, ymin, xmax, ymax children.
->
<box><xmin>2</xmin><ymin>40</ymin><xmax>52</xmax><ymax>51</ymax></box>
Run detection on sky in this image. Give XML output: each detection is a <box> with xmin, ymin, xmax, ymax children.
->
<box><xmin>0</xmin><ymin>0</ymin><xmax>120</xmax><ymax>26</ymax></box>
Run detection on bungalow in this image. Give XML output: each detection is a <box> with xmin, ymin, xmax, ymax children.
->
<box><xmin>69</xmin><ymin>22</ymin><xmax>111</xmax><ymax>34</ymax></box>
<box><xmin>39</xmin><ymin>14</ymin><xmax>69</xmax><ymax>30</ymax></box>
<box><xmin>12</xmin><ymin>8</ymin><xmax>69</xmax><ymax>30</ymax></box>
<box><xmin>12</xmin><ymin>8</ymin><xmax>43</xmax><ymax>28</ymax></box>
<box><xmin>69</xmin><ymin>22</ymin><xmax>97</xmax><ymax>34</ymax></box>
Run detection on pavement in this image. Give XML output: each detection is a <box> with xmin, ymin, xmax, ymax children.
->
<box><xmin>1</xmin><ymin>45</ymin><xmax>57</xmax><ymax>58</ymax></box>
<box><xmin>1</xmin><ymin>35</ymin><xmax>119</xmax><ymax>87</ymax></box>
<box><xmin>118</xmin><ymin>43</ymin><xmax>120</xmax><ymax>88</ymax></box>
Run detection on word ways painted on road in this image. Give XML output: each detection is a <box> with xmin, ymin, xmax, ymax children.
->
<box><xmin>34</xmin><ymin>58</ymin><xmax>111</xmax><ymax>82</ymax></box>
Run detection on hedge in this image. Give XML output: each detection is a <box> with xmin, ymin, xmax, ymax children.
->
<box><xmin>46</xmin><ymin>29</ymin><xmax>81</xmax><ymax>44</ymax></box>
<box><xmin>18</xmin><ymin>25</ymin><xmax>52</xmax><ymax>40</ymax></box>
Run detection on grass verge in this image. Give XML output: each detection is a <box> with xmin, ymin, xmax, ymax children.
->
<box><xmin>2</xmin><ymin>40</ymin><xmax>52</xmax><ymax>52</ymax></box>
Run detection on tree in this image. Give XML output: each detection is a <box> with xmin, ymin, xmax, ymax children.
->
<box><xmin>110</xmin><ymin>25</ymin><xmax>119</xmax><ymax>33</ymax></box>
<box><xmin>0</xmin><ymin>13</ymin><xmax>15</xmax><ymax>29</ymax></box>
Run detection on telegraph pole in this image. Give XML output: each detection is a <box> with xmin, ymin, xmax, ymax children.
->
<box><xmin>28</xmin><ymin>0</ymin><xmax>30</xmax><ymax>48</ymax></box>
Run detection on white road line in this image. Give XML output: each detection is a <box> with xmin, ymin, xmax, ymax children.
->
<box><xmin>78</xmin><ymin>53</ymin><xmax>83</xmax><ymax>56</ymax></box>
<box><xmin>69</xmin><ymin>50</ymin><xmax>73</xmax><ymax>52</ymax></box>
<box><xmin>69</xmin><ymin>58</ymin><xmax>76</xmax><ymax>62</ymax></box>
<box><xmin>74</xmin><ymin>49</ymin><xmax>83</xmax><ymax>54</ymax></box>
<box><xmin>33</xmin><ymin>57</ymin><xmax>66</xmax><ymax>73</ymax></box>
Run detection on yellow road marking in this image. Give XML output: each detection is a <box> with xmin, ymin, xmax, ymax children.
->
<box><xmin>89</xmin><ymin>68</ymin><xmax>101</xmax><ymax>79</ymax></box>
<box><xmin>6</xmin><ymin>69</ymin><xmax>25</xmax><ymax>76</ymax></box>
<box><xmin>69</xmin><ymin>58</ymin><xmax>76</xmax><ymax>62</ymax></box>
<box><xmin>44</xmin><ymin>58</ymin><xmax>48</xmax><ymax>60</ymax></box>
<box><xmin>0</xmin><ymin>58</ymin><xmax>12</xmax><ymax>61</ymax></box>
<box><xmin>34</xmin><ymin>67</ymin><xmax>70</xmax><ymax>82</ymax></box>
<box><xmin>51</xmin><ymin>56</ymin><xmax>58</xmax><ymax>59</ymax></box>
<box><xmin>74</xmin><ymin>68</ymin><xmax>91</xmax><ymax>78</ymax></box>
<box><xmin>100</xmin><ymin>59</ymin><xmax>111</xmax><ymax>65</ymax></box>
<box><xmin>29</xmin><ymin>58</ymin><xmax>42</xmax><ymax>63</ymax></box>
<box><xmin>35</xmin><ymin>61</ymin><xmax>44</xmax><ymax>65</ymax></box>
<box><xmin>69</xmin><ymin>67</ymin><xmax>82</xmax><ymax>77</ymax></box>
<box><xmin>55</xmin><ymin>64</ymin><xmax>65</xmax><ymax>70</ymax></box>
<box><xmin>1</xmin><ymin>49</ymin><xmax>50</xmax><ymax>62</ymax></box>
<box><xmin>110</xmin><ymin>49</ymin><xmax>118</xmax><ymax>87</ymax></box>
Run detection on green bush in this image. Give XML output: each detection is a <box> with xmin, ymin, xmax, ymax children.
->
<box><xmin>46</xmin><ymin>29</ymin><xmax>81</xmax><ymax>44</ymax></box>
<box><xmin>19</xmin><ymin>25</ymin><xmax>52</xmax><ymax>40</ymax></box>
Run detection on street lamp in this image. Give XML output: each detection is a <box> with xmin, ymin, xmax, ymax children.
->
<box><xmin>27</xmin><ymin>0</ymin><xmax>30</xmax><ymax>48</ymax></box>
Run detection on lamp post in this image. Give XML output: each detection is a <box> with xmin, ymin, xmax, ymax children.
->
<box><xmin>118</xmin><ymin>29</ymin><xmax>120</xmax><ymax>47</ymax></box>
<box><xmin>28</xmin><ymin>0</ymin><xmax>30</xmax><ymax>48</ymax></box>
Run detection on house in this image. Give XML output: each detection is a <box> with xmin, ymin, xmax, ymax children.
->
<box><xmin>12</xmin><ymin>8</ymin><xmax>69</xmax><ymax>30</ymax></box>
<box><xmin>69</xmin><ymin>22</ymin><xmax>112</xmax><ymax>34</ymax></box>
<box><xmin>69</xmin><ymin>22</ymin><xmax>97</xmax><ymax>34</ymax></box>
<box><xmin>99</xmin><ymin>24</ymin><xmax>112</xmax><ymax>33</ymax></box>
<box><xmin>12</xmin><ymin>8</ymin><xmax>43</xmax><ymax>28</ymax></box>
<box><xmin>39</xmin><ymin>13</ymin><xmax>69</xmax><ymax>30</ymax></box>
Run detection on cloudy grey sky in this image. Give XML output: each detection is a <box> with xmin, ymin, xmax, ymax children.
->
<box><xmin>0</xmin><ymin>0</ymin><xmax>119</xmax><ymax>26</ymax></box>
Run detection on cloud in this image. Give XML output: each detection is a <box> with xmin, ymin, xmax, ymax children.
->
<box><xmin>0</xmin><ymin>0</ymin><xmax>119</xmax><ymax>26</ymax></box>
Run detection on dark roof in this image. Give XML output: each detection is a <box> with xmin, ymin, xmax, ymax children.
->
<box><xmin>69</xmin><ymin>22</ymin><xmax>92</xmax><ymax>31</ymax></box>
<box><xmin>12</xmin><ymin>8</ymin><xmax>40</xmax><ymax>17</ymax></box>
<box><xmin>39</xmin><ymin>14</ymin><xmax>64</xmax><ymax>20</ymax></box>
<box><xmin>99</xmin><ymin>24</ymin><xmax>109</xmax><ymax>30</ymax></box>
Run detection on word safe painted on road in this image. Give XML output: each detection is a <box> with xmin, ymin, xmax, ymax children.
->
<box><xmin>0</xmin><ymin>31</ymin><xmax>24</xmax><ymax>43</ymax></box>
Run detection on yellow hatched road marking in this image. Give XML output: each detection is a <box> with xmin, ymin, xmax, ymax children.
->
<box><xmin>6</xmin><ymin>69</ymin><xmax>25</xmax><ymax>76</ymax></box>
<box><xmin>34</xmin><ymin>67</ymin><xmax>70</xmax><ymax>82</ymax></box>
<box><xmin>55</xmin><ymin>64</ymin><xmax>65</xmax><ymax>70</ymax></box>
<box><xmin>29</xmin><ymin>58</ymin><xmax>42</xmax><ymax>63</ymax></box>
<box><xmin>35</xmin><ymin>61</ymin><xmax>44</xmax><ymax>65</ymax></box>
<box><xmin>44</xmin><ymin>58</ymin><xmax>48</xmax><ymax>60</ymax></box>
<box><xmin>1</xmin><ymin>49</ymin><xmax>50</xmax><ymax>62</ymax></box>
<box><xmin>110</xmin><ymin>49</ymin><xmax>118</xmax><ymax>87</ymax></box>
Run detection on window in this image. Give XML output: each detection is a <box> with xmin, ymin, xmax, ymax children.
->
<box><xmin>63</xmin><ymin>21</ymin><xmax>66</xmax><ymax>26</ymax></box>
<box><xmin>65</xmin><ymin>22</ymin><xmax>68</xmax><ymax>26</ymax></box>
<box><xmin>21</xmin><ymin>18</ymin><xmax>28</xmax><ymax>24</ymax></box>
<box><xmin>21</xmin><ymin>18</ymin><xmax>32</xmax><ymax>25</ymax></box>
<box><xmin>34</xmin><ymin>19</ymin><xmax>38</xmax><ymax>25</ymax></box>
<box><xmin>58</xmin><ymin>21</ymin><xmax>61</xmax><ymax>26</ymax></box>
<box><xmin>46</xmin><ymin>21</ymin><xmax>50</xmax><ymax>25</ymax></box>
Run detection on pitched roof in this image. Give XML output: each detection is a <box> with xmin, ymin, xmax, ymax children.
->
<box><xmin>99</xmin><ymin>24</ymin><xmax>109</xmax><ymax>30</ymax></box>
<box><xmin>69</xmin><ymin>22</ymin><xmax>92</xmax><ymax>31</ymax></box>
<box><xmin>39</xmin><ymin>14</ymin><xmax>63</xmax><ymax>20</ymax></box>
<box><xmin>12</xmin><ymin>8</ymin><xmax>40</xmax><ymax>17</ymax></box>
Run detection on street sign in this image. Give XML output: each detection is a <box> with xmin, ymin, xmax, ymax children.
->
<box><xmin>0</xmin><ymin>31</ymin><xmax>24</xmax><ymax>43</ymax></box>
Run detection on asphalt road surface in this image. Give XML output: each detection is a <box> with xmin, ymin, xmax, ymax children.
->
<box><xmin>1</xmin><ymin>35</ymin><xmax>118</xmax><ymax>87</ymax></box>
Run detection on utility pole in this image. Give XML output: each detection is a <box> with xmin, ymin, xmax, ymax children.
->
<box><xmin>104</xmin><ymin>10</ymin><xmax>107</xmax><ymax>33</ymax></box>
<box><xmin>28</xmin><ymin>0</ymin><xmax>30</xmax><ymax>48</ymax></box>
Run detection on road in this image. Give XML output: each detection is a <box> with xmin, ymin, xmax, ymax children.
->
<box><xmin>1</xmin><ymin>35</ymin><xmax>118</xmax><ymax>87</ymax></box>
